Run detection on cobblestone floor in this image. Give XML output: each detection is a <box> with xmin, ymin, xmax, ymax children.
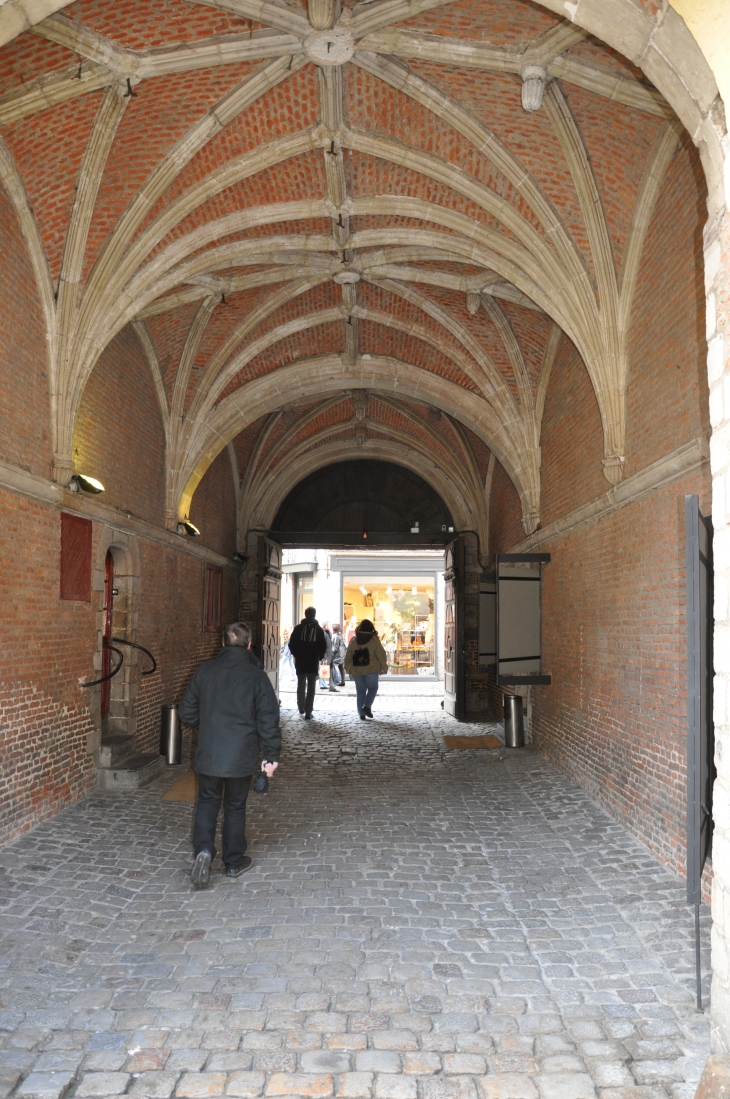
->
<box><xmin>0</xmin><ymin>692</ymin><xmax>712</xmax><ymax>1099</ymax></box>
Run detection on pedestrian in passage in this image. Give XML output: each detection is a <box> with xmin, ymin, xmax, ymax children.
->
<box><xmin>330</xmin><ymin>623</ymin><xmax>347</xmax><ymax>687</ymax></box>
<box><xmin>178</xmin><ymin>621</ymin><xmax>280</xmax><ymax>889</ymax></box>
<box><xmin>344</xmin><ymin>618</ymin><xmax>388</xmax><ymax>720</ymax></box>
<box><xmin>318</xmin><ymin>623</ymin><xmax>336</xmax><ymax>692</ymax></box>
<box><xmin>287</xmin><ymin>606</ymin><xmax>327</xmax><ymax>719</ymax></box>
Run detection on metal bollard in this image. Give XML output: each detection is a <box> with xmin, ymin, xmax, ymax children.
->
<box><xmin>503</xmin><ymin>694</ymin><xmax>525</xmax><ymax>748</ymax></box>
<box><xmin>160</xmin><ymin>703</ymin><xmax>182</xmax><ymax>764</ymax></box>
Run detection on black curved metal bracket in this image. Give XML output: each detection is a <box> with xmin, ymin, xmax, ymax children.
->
<box><xmin>111</xmin><ymin>638</ymin><xmax>157</xmax><ymax>676</ymax></box>
<box><xmin>79</xmin><ymin>639</ymin><xmax>157</xmax><ymax>689</ymax></box>
<box><xmin>80</xmin><ymin>645</ymin><xmax>124</xmax><ymax>689</ymax></box>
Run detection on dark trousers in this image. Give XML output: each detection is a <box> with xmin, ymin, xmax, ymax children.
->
<box><xmin>193</xmin><ymin>774</ymin><xmax>251</xmax><ymax>869</ymax></box>
<box><xmin>297</xmin><ymin>672</ymin><xmax>317</xmax><ymax>715</ymax></box>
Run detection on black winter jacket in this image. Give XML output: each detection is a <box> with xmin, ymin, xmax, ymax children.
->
<box><xmin>178</xmin><ymin>646</ymin><xmax>281</xmax><ymax>777</ymax></box>
<box><xmin>288</xmin><ymin>618</ymin><xmax>327</xmax><ymax>674</ymax></box>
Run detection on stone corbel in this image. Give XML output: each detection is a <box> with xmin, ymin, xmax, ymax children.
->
<box><xmin>602</xmin><ymin>455</ymin><xmax>625</xmax><ymax>485</ymax></box>
<box><xmin>521</xmin><ymin>510</ymin><xmax>540</xmax><ymax>536</ymax></box>
<box><xmin>465</xmin><ymin>291</ymin><xmax>481</xmax><ymax>315</ymax></box>
<box><xmin>53</xmin><ymin>454</ymin><xmax>75</xmax><ymax>487</ymax></box>
<box><xmin>521</xmin><ymin>66</ymin><xmax>547</xmax><ymax>112</ymax></box>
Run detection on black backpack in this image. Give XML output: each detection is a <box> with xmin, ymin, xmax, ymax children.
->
<box><xmin>352</xmin><ymin>647</ymin><xmax>370</xmax><ymax>668</ymax></box>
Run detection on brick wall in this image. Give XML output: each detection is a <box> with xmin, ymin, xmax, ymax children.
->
<box><xmin>489</xmin><ymin>457</ymin><xmax>523</xmax><ymax>556</ymax></box>
<box><xmin>189</xmin><ymin>446</ymin><xmax>237</xmax><ymax>559</ymax></box>
<box><xmin>513</xmin><ymin>140</ymin><xmax>711</xmax><ymax>875</ymax></box>
<box><xmin>129</xmin><ymin>542</ymin><xmax>238</xmax><ymax>756</ymax></box>
<box><xmin>540</xmin><ymin>333</ymin><xmax>606</xmax><ymax>526</ymax></box>
<box><xmin>0</xmin><ymin>489</ymin><xmax>96</xmax><ymax>843</ymax></box>
<box><xmin>0</xmin><ymin>309</ymin><xmax>239</xmax><ymax>844</ymax></box>
<box><xmin>625</xmin><ymin>136</ymin><xmax>709</xmax><ymax>475</ymax></box>
<box><xmin>532</xmin><ymin>475</ymin><xmax>708</xmax><ymax>875</ymax></box>
<box><xmin>0</xmin><ymin>185</ymin><xmax>51</xmax><ymax>478</ymax></box>
<box><xmin>73</xmin><ymin>325</ymin><xmax>166</xmax><ymax>526</ymax></box>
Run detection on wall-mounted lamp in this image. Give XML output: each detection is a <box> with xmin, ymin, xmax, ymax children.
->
<box><xmin>233</xmin><ymin>552</ymin><xmax>248</xmax><ymax>564</ymax></box>
<box><xmin>177</xmin><ymin>520</ymin><xmax>200</xmax><ymax>537</ymax></box>
<box><xmin>70</xmin><ymin>473</ymin><xmax>105</xmax><ymax>494</ymax></box>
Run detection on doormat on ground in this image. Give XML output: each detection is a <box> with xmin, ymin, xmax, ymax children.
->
<box><xmin>443</xmin><ymin>734</ymin><xmax>503</xmax><ymax>750</ymax></box>
<box><xmin>163</xmin><ymin>772</ymin><xmax>198</xmax><ymax>803</ymax></box>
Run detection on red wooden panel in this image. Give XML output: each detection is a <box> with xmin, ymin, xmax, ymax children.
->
<box><xmin>60</xmin><ymin>512</ymin><xmax>92</xmax><ymax>601</ymax></box>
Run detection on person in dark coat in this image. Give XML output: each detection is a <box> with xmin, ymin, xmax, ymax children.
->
<box><xmin>178</xmin><ymin>621</ymin><xmax>281</xmax><ymax>889</ymax></box>
<box><xmin>287</xmin><ymin>606</ymin><xmax>327</xmax><ymax>719</ymax></box>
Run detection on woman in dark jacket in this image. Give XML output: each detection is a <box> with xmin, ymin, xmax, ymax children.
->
<box><xmin>343</xmin><ymin>619</ymin><xmax>388</xmax><ymax>719</ymax></box>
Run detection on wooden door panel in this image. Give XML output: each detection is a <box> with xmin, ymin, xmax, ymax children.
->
<box><xmin>443</xmin><ymin>537</ymin><xmax>464</xmax><ymax>720</ymax></box>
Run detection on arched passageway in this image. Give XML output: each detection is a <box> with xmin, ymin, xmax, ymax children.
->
<box><xmin>0</xmin><ymin>0</ymin><xmax>729</xmax><ymax>1082</ymax></box>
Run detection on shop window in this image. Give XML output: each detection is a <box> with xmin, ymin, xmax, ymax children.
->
<box><xmin>343</xmin><ymin>576</ymin><xmax>435</xmax><ymax>675</ymax></box>
<box><xmin>205</xmin><ymin>565</ymin><xmax>222</xmax><ymax>631</ymax></box>
<box><xmin>60</xmin><ymin>512</ymin><xmax>92</xmax><ymax>601</ymax></box>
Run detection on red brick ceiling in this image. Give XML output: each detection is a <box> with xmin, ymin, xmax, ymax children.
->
<box><xmin>0</xmin><ymin>0</ymin><xmax>684</xmax><ymax>527</ymax></box>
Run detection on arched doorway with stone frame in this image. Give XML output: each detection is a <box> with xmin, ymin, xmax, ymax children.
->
<box><xmin>0</xmin><ymin>0</ymin><xmax>729</xmax><ymax>1065</ymax></box>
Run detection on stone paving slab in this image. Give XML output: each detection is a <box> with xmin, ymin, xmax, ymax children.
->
<box><xmin>0</xmin><ymin>699</ymin><xmax>712</xmax><ymax>1099</ymax></box>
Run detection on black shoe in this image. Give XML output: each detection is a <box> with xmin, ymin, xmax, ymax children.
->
<box><xmin>328</xmin><ymin>687</ymin><xmax>339</xmax><ymax>692</ymax></box>
<box><xmin>364</xmin><ymin>706</ymin><xmax>373</xmax><ymax>719</ymax></box>
<box><xmin>304</xmin><ymin>713</ymin><xmax>313</xmax><ymax>720</ymax></box>
<box><xmin>225</xmin><ymin>856</ymin><xmax>252</xmax><ymax>879</ymax></box>
<box><xmin>298</xmin><ymin>709</ymin><xmax>304</xmax><ymax>715</ymax></box>
<box><xmin>360</xmin><ymin>713</ymin><xmax>367</xmax><ymax>720</ymax></box>
<box><xmin>191</xmin><ymin>850</ymin><xmax>212</xmax><ymax>889</ymax></box>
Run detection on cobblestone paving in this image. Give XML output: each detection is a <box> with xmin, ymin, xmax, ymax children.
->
<box><xmin>0</xmin><ymin>694</ymin><xmax>712</xmax><ymax>1099</ymax></box>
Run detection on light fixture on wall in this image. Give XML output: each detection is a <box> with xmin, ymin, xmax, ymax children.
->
<box><xmin>69</xmin><ymin>473</ymin><xmax>105</xmax><ymax>494</ymax></box>
<box><xmin>233</xmin><ymin>552</ymin><xmax>248</xmax><ymax>564</ymax></box>
<box><xmin>177</xmin><ymin>520</ymin><xmax>200</xmax><ymax>537</ymax></box>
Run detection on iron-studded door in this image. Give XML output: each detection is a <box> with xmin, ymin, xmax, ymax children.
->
<box><xmin>257</xmin><ymin>537</ymin><xmax>282</xmax><ymax>694</ymax></box>
<box><xmin>443</xmin><ymin>537</ymin><xmax>465</xmax><ymax>720</ymax></box>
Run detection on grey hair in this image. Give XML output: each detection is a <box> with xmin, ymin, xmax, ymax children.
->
<box><xmin>223</xmin><ymin>621</ymin><xmax>252</xmax><ymax>647</ymax></box>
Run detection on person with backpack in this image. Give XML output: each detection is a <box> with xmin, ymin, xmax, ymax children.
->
<box><xmin>344</xmin><ymin>618</ymin><xmax>388</xmax><ymax>720</ymax></box>
<box><xmin>288</xmin><ymin>606</ymin><xmax>327</xmax><ymax>719</ymax></box>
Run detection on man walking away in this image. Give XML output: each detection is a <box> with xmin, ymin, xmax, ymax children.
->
<box><xmin>288</xmin><ymin>606</ymin><xmax>327</xmax><ymax>719</ymax></box>
<box><xmin>178</xmin><ymin>622</ymin><xmax>280</xmax><ymax>889</ymax></box>
<box><xmin>331</xmin><ymin>623</ymin><xmax>346</xmax><ymax>687</ymax></box>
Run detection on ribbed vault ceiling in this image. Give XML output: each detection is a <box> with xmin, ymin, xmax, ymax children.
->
<box><xmin>0</xmin><ymin>0</ymin><xmax>688</xmax><ymax>537</ymax></box>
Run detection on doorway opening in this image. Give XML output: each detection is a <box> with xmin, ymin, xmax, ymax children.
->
<box><xmin>281</xmin><ymin>548</ymin><xmax>446</xmax><ymax>682</ymax></box>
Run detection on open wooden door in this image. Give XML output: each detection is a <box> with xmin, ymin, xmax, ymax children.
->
<box><xmin>496</xmin><ymin>553</ymin><xmax>551</xmax><ymax>686</ymax></box>
<box><xmin>257</xmin><ymin>537</ymin><xmax>282</xmax><ymax>694</ymax></box>
<box><xmin>443</xmin><ymin>537</ymin><xmax>465</xmax><ymax>719</ymax></box>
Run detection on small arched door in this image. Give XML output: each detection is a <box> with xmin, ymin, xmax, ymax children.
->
<box><xmin>101</xmin><ymin>550</ymin><xmax>114</xmax><ymax>720</ymax></box>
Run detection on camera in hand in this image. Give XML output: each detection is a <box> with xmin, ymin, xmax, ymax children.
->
<box><xmin>253</xmin><ymin>763</ymin><xmax>271</xmax><ymax>794</ymax></box>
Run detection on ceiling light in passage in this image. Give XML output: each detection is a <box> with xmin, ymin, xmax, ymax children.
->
<box><xmin>177</xmin><ymin>520</ymin><xmax>200</xmax><ymax>537</ymax></box>
<box><xmin>70</xmin><ymin>473</ymin><xmax>105</xmax><ymax>494</ymax></box>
